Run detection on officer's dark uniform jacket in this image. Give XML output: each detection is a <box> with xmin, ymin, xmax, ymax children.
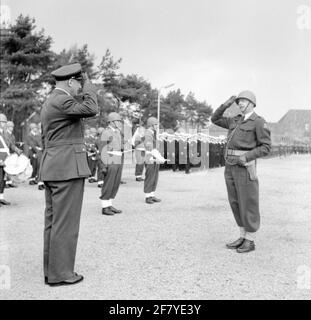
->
<box><xmin>211</xmin><ymin>104</ymin><xmax>271</xmax><ymax>162</ymax></box>
<box><xmin>28</xmin><ymin>132</ymin><xmax>43</xmax><ymax>159</ymax></box>
<box><xmin>40</xmin><ymin>83</ymin><xmax>98</xmax><ymax>181</ymax></box>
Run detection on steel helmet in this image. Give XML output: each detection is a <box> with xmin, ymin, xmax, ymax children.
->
<box><xmin>236</xmin><ymin>90</ymin><xmax>256</xmax><ymax>107</ymax></box>
<box><xmin>0</xmin><ymin>113</ymin><xmax>7</xmax><ymax>123</ymax></box>
<box><xmin>29</xmin><ymin>122</ymin><xmax>37</xmax><ymax>130</ymax></box>
<box><xmin>147</xmin><ymin>117</ymin><xmax>158</xmax><ymax>127</ymax></box>
<box><xmin>107</xmin><ymin>112</ymin><xmax>121</xmax><ymax>123</ymax></box>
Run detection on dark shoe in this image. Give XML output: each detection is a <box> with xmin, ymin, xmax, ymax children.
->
<box><xmin>38</xmin><ymin>184</ymin><xmax>45</xmax><ymax>190</ymax></box>
<box><xmin>237</xmin><ymin>239</ymin><xmax>255</xmax><ymax>253</ymax></box>
<box><xmin>109</xmin><ymin>206</ymin><xmax>122</xmax><ymax>214</ymax></box>
<box><xmin>145</xmin><ymin>197</ymin><xmax>154</xmax><ymax>204</ymax></box>
<box><xmin>88</xmin><ymin>178</ymin><xmax>96</xmax><ymax>183</ymax></box>
<box><xmin>102</xmin><ymin>207</ymin><xmax>115</xmax><ymax>215</ymax></box>
<box><xmin>136</xmin><ymin>177</ymin><xmax>144</xmax><ymax>182</ymax></box>
<box><xmin>29</xmin><ymin>180</ymin><xmax>37</xmax><ymax>185</ymax></box>
<box><xmin>48</xmin><ymin>273</ymin><xmax>84</xmax><ymax>287</ymax></box>
<box><xmin>226</xmin><ymin>237</ymin><xmax>245</xmax><ymax>249</ymax></box>
<box><xmin>9</xmin><ymin>183</ymin><xmax>18</xmax><ymax>188</ymax></box>
<box><xmin>0</xmin><ymin>199</ymin><xmax>11</xmax><ymax>205</ymax></box>
<box><xmin>151</xmin><ymin>197</ymin><xmax>161</xmax><ymax>203</ymax></box>
<box><xmin>120</xmin><ymin>180</ymin><xmax>126</xmax><ymax>184</ymax></box>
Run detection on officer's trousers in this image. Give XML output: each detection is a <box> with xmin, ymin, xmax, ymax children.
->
<box><xmin>144</xmin><ymin>163</ymin><xmax>160</xmax><ymax>193</ymax></box>
<box><xmin>43</xmin><ymin>178</ymin><xmax>85</xmax><ymax>283</ymax></box>
<box><xmin>224</xmin><ymin>164</ymin><xmax>260</xmax><ymax>232</ymax></box>
<box><xmin>100</xmin><ymin>164</ymin><xmax>122</xmax><ymax>200</ymax></box>
<box><xmin>30</xmin><ymin>156</ymin><xmax>39</xmax><ymax>179</ymax></box>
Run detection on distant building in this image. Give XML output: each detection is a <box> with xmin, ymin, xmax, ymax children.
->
<box><xmin>209</xmin><ymin>108</ymin><xmax>311</xmax><ymax>145</ymax></box>
<box><xmin>268</xmin><ymin>109</ymin><xmax>311</xmax><ymax>144</ymax></box>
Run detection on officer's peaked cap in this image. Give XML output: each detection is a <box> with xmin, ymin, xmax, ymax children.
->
<box><xmin>51</xmin><ymin>63</ymin><xmax>83</xmax><ymax>81</ymax></box>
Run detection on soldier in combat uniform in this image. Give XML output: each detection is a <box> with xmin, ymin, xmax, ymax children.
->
<box><xmin>211</xmin><ymin>91</ymin><xmax>271</xmax><ymax>253</ymax></box>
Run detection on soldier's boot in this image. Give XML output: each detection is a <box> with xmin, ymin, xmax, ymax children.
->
<box><xmin>145</xmin><ymin>197</ymin><xmax>154</xmax><ymax>204</ymax></box>
<box><xmin>226</xmin><ymin>237</ymin><xmax>245</xmax><ymax>249</ymax></box>
<box><xmin>151</xmin><ymin>197</ymin><xmax>161</xmax><ymax>203</ymax></box>
<box><xmin>236</xmin><ymin>240</ymin><xmax>255</xmax><ymax>253</ymax></box>
<box><xmin>109</xmin><ymin>206</ymin><xmax>122</xmax><ymax>214</ymax></box>
<box><xmin>102</xmin><ymin>207</ymin><xmax>115</xmax><ymax>216</ymax></box>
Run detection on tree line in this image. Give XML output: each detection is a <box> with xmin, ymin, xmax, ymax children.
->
<box><xmin>0</xmin><ymin>15</ymin><xmax>213</xmax><ymax>140</ymax></box>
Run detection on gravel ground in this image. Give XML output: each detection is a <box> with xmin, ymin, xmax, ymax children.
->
<box><xmin>1</xmin><ymin>154</ymin><xmax>311</xmax><ymax>300</ymax></box>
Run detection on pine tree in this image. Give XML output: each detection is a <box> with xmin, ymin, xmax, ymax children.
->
<box><xmin>0</xmin><ymin>15</ymin><xmax>54</xmax><ymax>140</ymax></box>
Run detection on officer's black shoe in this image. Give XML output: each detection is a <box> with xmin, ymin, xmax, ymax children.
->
<box><xmin>102</xmin><ymin>207</ymin><xmax>115</xmax><ymax>215</ymax></box>
<box><xmin>236</xmin><ymin>240</ymin><xmax>255</xmax><ymax>253</ymax></box>
<box><xmin>38</xmin><ymin>184</ymin><xmax>45</xmax><ymax>191</ymax></box>
<box><xmin>48</xmin><ymin>273</ymin><xmax>84</xmax><ymax>287</ymax></box>
<box><xmin>109</xmin><ymin>206</ymin><xmax>122</xmax><ymax>214</ymax></box>
<box><xmin>136</xmin><ymin>177</ymin><xmax>144</xmax><ymax>182</ymax></box>
<box><xmin>226</xmin><ymin>237</ymin><xmax>245</xmax><ymax>249</ymax></box>
<box><xmin>151</xmin><ymin>197</ymin><xmax>161</xmax><ymax>203</ymax></box>
<box><xmin>29</xmin><ymin>180</ymin><xmax>37</xmax><ymax>185</ymax></box>
<box><xmin>0</xmin><ymin>199</ymin><xmax>11</xmax><ymax>205</ymax></box>
<box><xmin>145</xmin><ymin>197</ymin><xmax>154</xmax><ymax>204</ymax></box>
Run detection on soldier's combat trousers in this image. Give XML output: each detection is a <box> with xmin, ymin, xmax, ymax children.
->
<box><xmin>100</xmin><ymin>164</ymin><xmax>122</xmax><ymax>200</ymax></box>
<box><xmin>0</xmin><ymin>166</ymin><xmax>6</xmax><ymax>193</ymax></box>
<box><xmin>43</xmin><ymin>178</ymin><xmax>85</xmax><ymax>283</ymax></box>
<box><xmin>224</xmin><ymin>164</ymin><xmax>260</xmax><ymax>232</ymax></box>
<box><xmin>135</xmin><ymin>150</ymin><xmax>145</xmax><ymax>176</ymax></box>
<box><xmin>144</xmin><ymin>163</ymin><xmax>160</xmax><ymax>193</ymax></box>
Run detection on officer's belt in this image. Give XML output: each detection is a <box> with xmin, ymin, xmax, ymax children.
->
<box><xmin>45</xmin><ymin>139</ymin><xmax>84</xmax><ymax>148</ymax></box>
<box><xmin>226</xmin><ymin>149</ymin><xmax>249</xmax><ymax>156</ymax></box>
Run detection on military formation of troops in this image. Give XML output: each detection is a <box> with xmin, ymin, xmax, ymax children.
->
<box><xmin>1</xmin><ymin>62</ymin><xmax>311</xmax><ymax>287</ymax></box>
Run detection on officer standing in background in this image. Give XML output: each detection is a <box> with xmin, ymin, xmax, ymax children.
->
<box><xmin>132</xmin><ymin>124</ymin><xmax>146</xmax><ymax>182</ymax></box>
<box><xmin>95</xmin><ymin>127</ymin><xmax>105</xmax><ymax>188</ymax></box>
<box><xmin>144</xmin><ymin>117</ymin><xmax>161</xmax><ymax>204</ymax></box>
<box><xmin>99</xmin><ymin>112</ymin><xmax>123</xmax><ymax>216</ymax></box>
<box><xmin>27</xmin><ymin>123</ymin><xmax>45</xmax><ymax>190</ymax></box>
<box><xmin>40</xmin><ymin>63</ymin><xmax>98</xmax><ymax>286</ymax></box>
<box><xmin>211</xmin><ymin>91</ymin><xmax>271</xmax><ymax>253</ymax></box>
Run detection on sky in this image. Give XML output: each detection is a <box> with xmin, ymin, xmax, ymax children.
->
<box><xmin>1</xmin><ymin>0</ymin><xmax>311</xmax><ymax>122</ymax></box>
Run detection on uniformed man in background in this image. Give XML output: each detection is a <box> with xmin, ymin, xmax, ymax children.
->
<box><xmin>211</xmin><ymin>91</ymin><xmax>271</xmax><ymax>253</ymax></box>
<box><xmin>99</xmin><ymin>112</ymin><xmax>123</xmax><ymax>216</ymax></box>
<box><xmin>40</xmin><ymin>63</ymin><xmax>98</xmax><ymax>286</ymax></box>
<box><xmin>95</xmin><ymin>127</ymin><xmax>105</xmax><ymax>188</ymax></box>
<box><xmin>27</xmin><ymin>123</ymin><xmax>45</xmax><ymax>190</ymax></box>
<box><xmin>144</xmin><ymin>117</ymin><xmax>161</xmax><ymax>204</ymax></box>
<box><xmin>132</xmin><ymin>124</ymin><xmax>146</xmax><ymax>182</ymax></box>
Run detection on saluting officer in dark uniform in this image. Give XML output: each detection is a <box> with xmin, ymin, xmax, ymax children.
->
<box><xmin>211</xmin><ymin>91</ymin><xmax>271</xmax><ymax>253</ymax></box>
<box><xmin>40</xmin><ymin>63</ymin><xmax>98</xmax><ymax>286</ymax></box>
